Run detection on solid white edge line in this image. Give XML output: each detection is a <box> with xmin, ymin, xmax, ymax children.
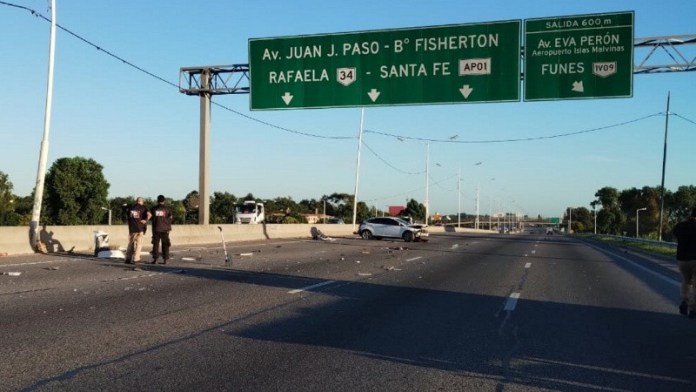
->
<box><xmin>288</xmin><ymin>280</ymin><xmax>336</xmax><ymax>294</ymax></box>
<box><xmin>504</xmin><ymin>292</ymin><xmax>521</xmax><ymax>311</ymax></box>
<box><xmin>585</xmin><ymin>242</ymin><xmax>679</xmax><ymax>287</ymax></box>
<box><xmin>406</xmin><ymin>256</ymin><xmax>422</xmax><ymax>262</ymax></box>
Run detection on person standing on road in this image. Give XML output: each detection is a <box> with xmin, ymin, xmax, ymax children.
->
<box><xmin>125</xmin><ymin>197</ymin><xmax>151</xmax><ymax>267</ymax></box>
<box><xmin>672</xmin><ymin>208</ymin><xmax>696</xmax><ymax>318</ymax></box>
<box><xmin>150</xmin><ymin>195</ymin><xmax>173</xmax><ymax>264</ymax></box>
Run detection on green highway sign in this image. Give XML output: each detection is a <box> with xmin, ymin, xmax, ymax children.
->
<box><xmin>249</xmin><ymin>21</ymin><xmax>521</xmax><ymax>110</ymax></box>
<box><xmin>524</xmin><ymin>11</ymin><xmax>634</xmax><ymax>101</ymax></box>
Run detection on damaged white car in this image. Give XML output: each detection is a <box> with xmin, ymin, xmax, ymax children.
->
<box><xmin>358</xmin><ymin>217</ymin><xmax>428</xmax><ymax>242</ymax></box>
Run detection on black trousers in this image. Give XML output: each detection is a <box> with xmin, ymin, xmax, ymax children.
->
<box><xmin>151</xmin><ymin>231</ymin><xmax>171</xmax><ymax>261</ymax></box>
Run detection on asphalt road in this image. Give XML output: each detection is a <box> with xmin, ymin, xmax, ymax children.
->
<box><xmin>1</xmin><ymin>231</ymin><xmax>695</xmax><ymax>391</ymax></box>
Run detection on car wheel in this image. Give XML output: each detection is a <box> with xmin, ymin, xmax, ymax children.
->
<box><xmin>361</xmin><ymin>230</ymin><xmax>373</xmax><ymax>240</ymax></box>
<box><xmin>402</xmin><ymin>231</ymin><xmax>414</xmax><ymax>242</ymax></box>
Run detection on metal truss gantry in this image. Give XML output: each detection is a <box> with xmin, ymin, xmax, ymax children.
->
<box><xmin>177</xmin><ymin>35</ymin><xmax>695</xmax><ymax>225</ymax></box>
<box><xmin>634</xmin><ymin>34</ymin><xmax>696</xmax><ymax>74</ymax></box>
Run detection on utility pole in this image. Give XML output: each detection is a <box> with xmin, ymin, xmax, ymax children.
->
<box><xmin>658</xmin><ymin>92</ymin><xmax>670</xmax><ymax>241</ymax></box>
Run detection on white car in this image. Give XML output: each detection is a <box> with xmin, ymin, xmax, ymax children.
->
<box><xmin>358</xmin><ymin>217</ymin><xmax>428</xmax><ymax>242</ymax></box>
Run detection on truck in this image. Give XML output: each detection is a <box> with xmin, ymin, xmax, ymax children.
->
<box><xmin>234</xmin><ymin>200</ymin><xmax>265</xmax><ymax>224</ymax></box>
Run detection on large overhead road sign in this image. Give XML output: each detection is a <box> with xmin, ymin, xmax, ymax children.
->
<box><xmin>524</xmin><ymin>11</ymin><xmax>634</xmax><ymax>101</ymax></box>
<box><xmin>249</xmin><ymin>21</ymin><xmax>521</xmax><ymax>110</ymax></box>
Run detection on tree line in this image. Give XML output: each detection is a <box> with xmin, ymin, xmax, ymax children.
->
<box><xmin>2</xmin><ymin>157</ymin><xmax>692</xmax><ymax>237</ymax></box>
<box><xmin>0</xmin><ymin>157</ymin><xmax>428</xmax><ymax>226</ymax></box>
<box><xmin>562</xmin><ymin>185</ymin><xmax>696</xmax><ymax>240</ymax></box>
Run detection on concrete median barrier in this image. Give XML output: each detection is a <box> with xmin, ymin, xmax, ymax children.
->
<box><xmin>0</xmin><ymin>223</ymin><xmax>359</xmax><ymax>256</ymax></box>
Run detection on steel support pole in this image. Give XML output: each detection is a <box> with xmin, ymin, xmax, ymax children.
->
<box><xmin>198</xmin><ymin>70</ymin><xmax>211</xmax><ymax>225</ymax></box>
<box><xmin>30</xmin><ymin>0</ymin><xmax>56</xmax><ymax>248</ymax></box>
<box><xmin>352</xmin><ymin>108</ymin><xmax>365</xmax><ymax>230</ymax></box>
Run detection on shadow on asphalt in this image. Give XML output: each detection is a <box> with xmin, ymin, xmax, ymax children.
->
<box><xmin>17</xmin><ymin>233</ymin><xmax>695</xmax><ymax>391</ymax></box>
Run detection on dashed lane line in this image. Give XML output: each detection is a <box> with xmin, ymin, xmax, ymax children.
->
<box><xmin>288</xmin><ymin>280</ymin><xmax>336</xmax><ymax>294</ymax></box>
<box><xmin>504</xmin><ymin>292</ymin><xmax>521</xmax><ymax>311</ymax></box>
<box><xmin>406</xmin><ymin>256</ymin><xmax>422</xmax><ymax>262</ymax></box>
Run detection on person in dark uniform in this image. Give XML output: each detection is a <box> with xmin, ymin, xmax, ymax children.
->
<box><xmin>672</xmin><ymin>208</ymin><xmax>696</xmax><ymax>317</ymax></box>
<box><xmin>125</xmin><ymin>197</ymin><xmax>151</xmax><ymax>267</ymax></box>
<box><xmin>150</xmin><ymin>195</ymin><xmax>173</xmax><ymax>264</ymax></box>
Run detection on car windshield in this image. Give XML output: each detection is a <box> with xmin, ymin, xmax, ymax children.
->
<box><xmin>394</xmin><ymin>218</ymin><xmax>411</xmax><ymax>226</ymax></box>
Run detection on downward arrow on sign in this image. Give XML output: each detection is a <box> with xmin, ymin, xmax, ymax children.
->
<box><xmin>281</xmin><ymin>92</ymin><xmax>294</xmax><ymax>105</ymax></box>
<box><xmin>367</xmin><ymin>88</ymin><xmax>381</xmax><ymax>102</ymax></box>
<box><xmin>571</xmin><ymin>81</ymin><xmax>584</xmax><ymax>93</ymax></box>
<box><xmin>459</xmin><ymin>85</ymin><xmax>474</xmax><ymax>99</ymax></box>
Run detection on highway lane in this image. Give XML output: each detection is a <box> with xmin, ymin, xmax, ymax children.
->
<box><xmin>1</xmin><ymin>232</ymin><xmax>695</xmax><ymax>391</ymax></box>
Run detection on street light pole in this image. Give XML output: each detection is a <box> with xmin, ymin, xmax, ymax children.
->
<box><xmin>457</xmin><ymin>168</ymin><xmax>461</xmax><ymax>228</ymax></box>
<box><xmin>592</xmin><ymin>205</ymin><xmax>597</xmax><ymax>235</ymax></box>
<box><xmin>101</xmin><ymin>207</ymin><xmax>112</xmax><ymax>226</ymax></box>
<box><xmin>636</xmin><ymin>207</ymin><xmax>647</xmax><ymax>238</ymax></box>
<box><xmin>425</xmin><ymin>142</ymin><xmax>430</xmax><ymax>225</ymax></box>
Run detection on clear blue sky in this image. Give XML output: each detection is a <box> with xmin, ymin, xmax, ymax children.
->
<box><xmin>1</xmin><ymin>0</ymin><xmax>695</xmax><ymax>218</ymax></box>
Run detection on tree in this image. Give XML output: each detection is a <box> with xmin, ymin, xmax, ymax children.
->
<box><xmin>669</xmin><ymin>185</ymin><xmax>696</xmax><ymax>221</ymax></box>
<box><xmin>564</xmin><ymin>206</ymin><xmax>592</xmax><ymax>232</ymax></box>
<box><xmin>619</xmin><ymin>186</ymin><xmax>662</xmax><ymax>238</ymax></box>
<box><xmin>0</xmin><ymin>171</ymin><xmax>20</xmax><ymax>225</ymax></box>
<box><xmin>593</xmin><ymin>186</ymin><xmax>625</xmax><ymax>234</ymax></box>
<box><xmin>44</xmin><ymin>157</ymin><xmax>110</xmax><ymax>225</ymax></box>
<box><xmin>355</xmin><ymin>201</ymin><xmax>371</xmax><ymax>223</ymax></box>
<box><xmin>108</xmin><ymin>196</ymin><xmax>137</xmax><ymax>225</ymax></box>
<box><xmin>211</xmin><ymin>192</ymin><xmax>237</xmax><ymax>224</ymax></box>
<box><xmin>403</xmin><ymin>198</ymin><xmax>426</xmax><ymax>223</ymax></box>
<box><xmin>183</xmin><ymin>190</ymin><xmax>200</xmax><ymax>224</ymax></box>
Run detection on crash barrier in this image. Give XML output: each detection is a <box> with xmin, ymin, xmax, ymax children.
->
<box><xmin>0</xmin><ymin>224</ymin><xmax>408</xmax><ymax>256</ymax></box>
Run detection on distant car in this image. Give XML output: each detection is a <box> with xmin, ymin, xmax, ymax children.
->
<box><xmin>327</xmin><ymin>217</ymin><xmax>344</xmax><ymax>224</ymax></box>
<box><xmin>546</xmin><ymin>228</ymin><xmax>554</xmax><ymax>235</ymax></box>
<box><xmin>358</xmin><ymin>217</ymin><xmax>428</xmax><ymax>242</ymax></box>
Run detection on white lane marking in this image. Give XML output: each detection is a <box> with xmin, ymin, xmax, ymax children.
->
<box><xmin>531</xmin><ymin>250</ymin><xmax>536</xmax><ymax>254</ymax></box>
<box><xmin>406</xmin><ymin>256</ymin><xmax>422</xmax><ymax>262</ymax></box>
<box><xmin>0</xmin><ymin>260</ymin><xmax>61</xmax><ymax>268</ymax></box>
<box><xmin>288</xmin><ymin>280</ymin><xmax>336</xmax><ymax>294</ymax></box>
<box><xmin>451</xmin><ymin>244</ymin><xmax>459</xmax><ymax>249</ymax></box>
<box><xmin>585</xmin><ymin>243</ymin><xmax>679</xmax><ymax>287</ymax></box>
<box><xmin>504</xmin><ymin>292</ymin><xmax>521</xmax><ymax>311</ymax></box>
<box><xmin>525</xmin><ymin>262</ymin><xmax>532</xmax><ymax>269</ymax></box>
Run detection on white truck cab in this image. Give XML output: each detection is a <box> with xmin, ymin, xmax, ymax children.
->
<box><xmin>235</xmin><ymin>201</ymin><xmax>265</xmax><ymax>224</ymax></box>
